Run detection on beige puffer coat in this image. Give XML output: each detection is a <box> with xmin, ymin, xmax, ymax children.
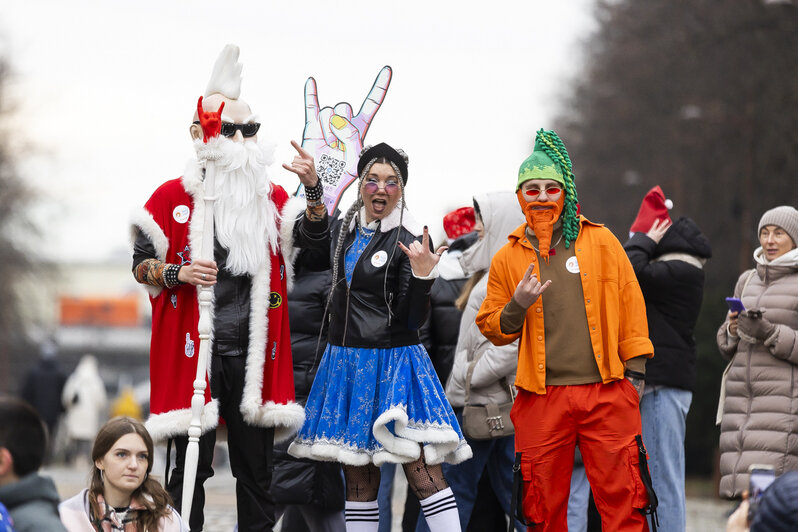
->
<box><xmin>446</xmin><ymin>191</ymin><xmax>524</xmax><ymax>408</ymax></box>
<box><xmin>716</xmin><ymin>247</ymin><xmax>798</xmax><ymax>498</ymax></box>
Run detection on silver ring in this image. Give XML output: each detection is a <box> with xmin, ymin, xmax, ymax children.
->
<box><xmin>202</xmin><ymin>273</ymin><xmax>207</xmax><ymax>280</ymax></box>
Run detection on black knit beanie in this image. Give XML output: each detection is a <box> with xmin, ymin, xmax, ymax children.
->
<box><xmin>750</xmin><ymin>471</ymin><xmax>798</xmax><ymax>532</ymax></box>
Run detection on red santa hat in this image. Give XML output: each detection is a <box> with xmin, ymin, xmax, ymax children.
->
<box><xmin>630</xmin><ymin>185</ymin><xmax>673</xmax><ymax>234</ymax></box>
<box><xmin>443</xmin><ymin>206</ymin><xmax>476</xmax><ymax>240</ymax></box>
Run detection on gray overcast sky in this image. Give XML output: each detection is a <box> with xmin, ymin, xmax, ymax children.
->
<box><xmin>1</xmin><ymin>0</ymin><xmax>595</xmax><ymax>263</ymax></box>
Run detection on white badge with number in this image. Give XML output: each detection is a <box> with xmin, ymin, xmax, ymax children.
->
<box><xmin>173</xmin><ymin>205</ymin><xmax>190</xmax><ymax>224</ymax></box>
<box><xmin>566</xmin><ymin>256</ymin><xmax>580</xmax><ymax>274</ymax></box>
<box><xmin>371</xmin><ymin>250</ymin><xmax>388</xmax><ymax>268</ymax></box>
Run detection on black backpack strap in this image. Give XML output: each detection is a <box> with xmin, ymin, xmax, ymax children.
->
<box><xmin>635</xmin><ymin>434</ymin><xmax>659</xmax><ymax>532</ymax></box>
<box><xmin>509</xmin><ymin>452</ymin><xmax>537</xmax><ymax>532</ymax></box>
<box><xmin>164</xmin><ymin>437</ymin><xmax>173</xmax><ymax>487</ymax></box>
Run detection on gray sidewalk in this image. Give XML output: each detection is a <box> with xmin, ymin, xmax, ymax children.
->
<box><xmin>45</xmin><ymin>458</ymin><xmax>735</xmax><ymax>532</ymax></box>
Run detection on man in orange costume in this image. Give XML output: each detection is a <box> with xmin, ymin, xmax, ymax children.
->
<box><xmin>476</xmin><ymin>129</ymin><xmax>654</xmax><ymax>531</ymax></box>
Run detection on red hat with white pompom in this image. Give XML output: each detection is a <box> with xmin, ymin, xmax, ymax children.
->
<box><xmin>630</xmin><ymin>185</ymin><xmax>673</xmax><ymax>234</ymax></box>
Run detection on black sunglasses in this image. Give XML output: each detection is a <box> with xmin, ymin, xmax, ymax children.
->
<box><xmin>193</xmin><ymin>121</ymin><xmax>261</xmax><ymax>138</ymax></box>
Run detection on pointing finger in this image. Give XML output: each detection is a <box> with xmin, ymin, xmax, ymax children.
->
<box><xmin>290</xmin><ymin>140</ymin><xmax>312</xmax><ymax>159</ymax></box>
<box><xmin>352</xmin><ymin>65</ymin><xmax>392</xmax><ymax>137</ymax></box>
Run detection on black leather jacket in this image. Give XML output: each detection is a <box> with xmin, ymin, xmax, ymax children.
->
<box><xmin>132</xmin><ymin>230</ymin><xmax>250</xmax><ymax>357</ymax></box>
<box><xmin>294</xmin><ymin>211</ymin><xmax>434</xmax><ymax>348</ymax></box>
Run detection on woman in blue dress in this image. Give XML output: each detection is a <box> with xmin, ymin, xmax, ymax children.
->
<box><xmin>284</xmin><ymin>142</ymin><xmax>471</xmax><ymax>531</ymax></box>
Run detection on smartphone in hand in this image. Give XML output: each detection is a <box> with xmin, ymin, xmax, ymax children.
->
<box><xmin>747</xmin><ymin>464</ymin><xmax>776</xmax><ymax>522</ymax></box>
<box><xmin>726</xmin><ymin>297</ymin><xmax>745</xmax><ymax>314</ymax></box>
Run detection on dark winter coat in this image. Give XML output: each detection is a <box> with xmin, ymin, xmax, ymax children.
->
<box><xmin>294</xmin><ymin>203</ymin><xmax>433</xmax><ymax>348</ymax></box>
<box><xmin>21</xmin><ymin>358</ymin><xmax>66</xmax><ymax>431</ymax></box>
<box><xmin>623</xmin><ymin>216</ymin><xmax>711</xmax><ymax>390</ymax></box>
<box><xmin>421</xmin><ymin>232</ymin><xmax>477</xmax><ymax>385</ymax></box>
<box><xmin>0</xmin><ymin>473</ymin><xmax>66</xmax><ymax>532</ymax></box>
<box><xmin>270</xmin><ymin>247</ymin><xmax>344</xmax><ymax>510</ymax></box>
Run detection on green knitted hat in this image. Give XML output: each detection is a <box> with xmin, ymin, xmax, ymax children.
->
<box><xmin>516</xmin><ymin>141</ymin><xmax>565</xmax><ymax>190</ymax></box>
<box><xmin>517</xmin><ymin>129</ymin><xmax>580</xmax><ymax>248</ymax></box>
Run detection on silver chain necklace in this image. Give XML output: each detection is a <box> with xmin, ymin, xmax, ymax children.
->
<box><xmin>529</xmin><ymin>231</ymin><xmax>563</xmax><ymax>254</ymax></box>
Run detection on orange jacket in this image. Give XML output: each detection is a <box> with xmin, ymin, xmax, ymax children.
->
<box><xmin>476</xmin><ymin>216</ymin><xmax>653</xmax><ymax>394</ymax></box>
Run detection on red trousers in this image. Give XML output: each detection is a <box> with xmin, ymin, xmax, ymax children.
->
<box><xmin>511</xmin><ymin>380</ymin><xmax>650</xmax><ymax>532</ymax></box>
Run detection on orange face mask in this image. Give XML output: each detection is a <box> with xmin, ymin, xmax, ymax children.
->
<box><xmin>517</xmin><ymin>190</ymin><xmax>564</xmax><ymax>263</ymax></box>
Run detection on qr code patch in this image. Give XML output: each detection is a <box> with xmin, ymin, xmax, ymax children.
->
<box><xmin>317</xmin><ymin>154</ymin><xmax>346</xmax><ymax>186</ymax></box>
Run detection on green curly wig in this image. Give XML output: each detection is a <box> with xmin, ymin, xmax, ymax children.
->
<box><xmin>516</xmin><ymin>129</ymin><xmax>580</xmax><ymax>248</ymax></box>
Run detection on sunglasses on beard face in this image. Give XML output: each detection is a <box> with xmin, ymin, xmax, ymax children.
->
<box><xmin>363</xmin><ymin>179</ymin><xmax>400</xmax><ymax>195</ymax></box>
<box><xmin>193</xmin><ymin>121</ymin><xmax>261</xmax><ymax>138</ymax></box>
<box><xmin>524</xmin><ymin>186</ymin><xmax>562</xmax><ymax>198</ymax></box>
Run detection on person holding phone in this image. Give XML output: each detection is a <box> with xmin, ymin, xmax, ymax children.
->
<box><xmin>716</xmin><ymin>205</ymin><xmax>798</xmax><ymax>500</ymax></box>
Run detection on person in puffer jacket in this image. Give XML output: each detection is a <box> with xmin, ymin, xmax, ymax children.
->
<box><xmin>716</xmin><ymin>205</ymin><xmax>798</xmax><ymax>499</ymax></box>
<box><xmin>417</xmin><ymin>191</ymin><xmax>525</xmax><ymax>532</ymax></box>
<box><xmin>624</xmin><ymin>186</ymin><xmax>711</xmax><ymax>532</ymax></box>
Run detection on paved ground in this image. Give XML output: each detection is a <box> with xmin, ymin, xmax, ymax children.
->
<box><xmin>46</xmin><ymin>455</ymin><xmax>736</xmax><ymax>532</ymax></box>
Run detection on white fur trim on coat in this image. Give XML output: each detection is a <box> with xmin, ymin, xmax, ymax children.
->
<box><xmin>343</xmin><ymin>200</ymin><xmax>424</xmax><ymax>237</ymax></box>
<box><xmin>278</xmin><ymin>195</ymin><xmax>306</xmax><ymax>292</ymax></box>
<box><xmin>145</xmin><ymin>400</ymin><xmax>219</xmax><ymax>442</ymax></box>
<box><xmin>130</xmin><ymin>207</ymin><xmax>170</xmax><ymax>298</ymax></box>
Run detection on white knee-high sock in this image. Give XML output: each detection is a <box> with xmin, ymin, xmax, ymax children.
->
<box><xmin>345</xmin><ymin>500</ymin><xmax>379</xmax><ymax>532</ymax></box>
<box><xmin>420</xmin><ymin>487</ymin><xmax>461</xmax><ymax>531</ymax></box>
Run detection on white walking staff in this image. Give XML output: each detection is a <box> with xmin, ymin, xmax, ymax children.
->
<box><xmin>181</xmin><ymin>95</ymin><xmax>226</xmax><ymax>523</ymax></box>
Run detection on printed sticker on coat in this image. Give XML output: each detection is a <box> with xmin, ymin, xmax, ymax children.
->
<box><xmin>566</xmin><ymin>256</ymin><xmax>580</xmax><ymax>274</ymax></box>
<box><xmin>184</xmin><ymin>333</ymin><xmax>195</xmax><ymax>358</ymax></box>
<box><xmin>371</xmin><ymin>250</ymin><xmax>388</xmax><ymax>268</ymax></box>
<box><xmin>173</xmin><ymin>205</ymin><xmax>190</xmax><ymax>224</ymax></box>
<box><xmin>269</xmin><ymin>292</ymin><xmax>282</xmax><ymax>309</ymax></box>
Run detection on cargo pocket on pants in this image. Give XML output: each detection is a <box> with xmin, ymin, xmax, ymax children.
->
<box><xmin>520</xmin><ymin>456</ymin><xmax>544</xmax><ymax>525</ymax></box>
<box><xmin>624</xmin><ymin>441</ymin><xmax>650</xmax><ymax>511</ymax></box>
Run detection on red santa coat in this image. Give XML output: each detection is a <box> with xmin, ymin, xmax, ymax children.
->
<box><xmin>132</xmin><ymin>172</ymin><xmax>305</xmax><ymax>443</ymax></box>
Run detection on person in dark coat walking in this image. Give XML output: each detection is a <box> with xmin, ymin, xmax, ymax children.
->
<box><xmin>21</xmin><ymin>341</ymin><xmax>66</xmax><ymax>450</ymax></box>
<box><xmin>270</xmin><ymin>248</ymin><xmax>346</xmax><ymax>531</ymax></box>
<box><xmin>624</xmin><ymin>186</ymin><xmax>711</xmax><ymax>532</ymax></box>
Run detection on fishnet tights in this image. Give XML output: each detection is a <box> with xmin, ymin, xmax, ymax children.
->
<box><xmin>343</xmin><ymin>448</ymin><xmax>449</xmax><ymax>502</ymax></box>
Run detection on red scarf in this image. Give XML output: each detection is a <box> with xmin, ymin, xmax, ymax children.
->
<box><xmin>517</xmin><ymin>191</ymin><xmax>564</xmax><ymax>263</ymax></box>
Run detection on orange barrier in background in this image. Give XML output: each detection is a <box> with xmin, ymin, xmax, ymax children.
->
<box><xmin>59</xmin><ymin>296</ymin><xmax>140</xmax><ymax>327</ymax></box>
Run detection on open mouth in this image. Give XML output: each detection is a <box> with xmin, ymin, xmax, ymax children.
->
<box><xmin>371</xmin><ymin>198</ymin><xmax>388</xmax><ymax>213</ymax></box>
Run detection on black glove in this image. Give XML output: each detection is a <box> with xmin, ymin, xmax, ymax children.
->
<box><xmin>737</xmin><ymin>309</ymin><xmax>776</xmax><ymax>341</ymax></box>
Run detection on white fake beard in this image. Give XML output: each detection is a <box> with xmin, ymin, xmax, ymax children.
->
<box><xmin>212</xmin><ymin>139</ymin><xmax>280</xmax><ymax>276</ymax></box>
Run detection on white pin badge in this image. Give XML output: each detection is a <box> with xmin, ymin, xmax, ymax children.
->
<box><xmin>566</xmin><ymin>256</ymin><xmax>580</xmax><ymax>274</ymax></box>
<box><xmin>371</xmin><ymin>250</ymin><xmax>388</xmax><ymax>268</ymax></box>
<box><xmin>173</xmin><ymin>205</ymin><xmax>190</xmax><ymax>224</ymax></box>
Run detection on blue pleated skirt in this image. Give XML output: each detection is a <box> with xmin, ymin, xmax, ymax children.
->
<box><xmin>288</xmin><ymin>343</ymin><xmax>472</xmax><ymax>466</ymax></box>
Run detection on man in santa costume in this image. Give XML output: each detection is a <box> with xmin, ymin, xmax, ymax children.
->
<box><xmin>131</xmin><ymin>45</ymin><xmax>305</xmax><ymax>531</ymax></box>
<box><xmin>476</xmin><ymin>129</ymin><xmax>657</xmax><ymax>531</ymax></box>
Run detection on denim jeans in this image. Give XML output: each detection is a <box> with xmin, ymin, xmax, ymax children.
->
<box><xmin>640</xmin><ymin>386</ymin><xmax>692</xmax><ymax>532</ymax></box>
<box><xmin>415</xmin><ymin>410</ymin><xmax>524</xmax><ymax>532</ymax></box>
<box><xmin>378</xmin><ymin>463</ymin><xmax>396</xmax><ymax>532</ymax></box>
<box><xmin>568</xmin><ymin>464</ymin><xmax>590</xmax><ymax>532</ymax></box>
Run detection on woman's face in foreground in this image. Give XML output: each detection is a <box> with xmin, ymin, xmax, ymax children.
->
<box><xmin>95</xmin><ymin>433</ymin><xmax>149</xmax><ymax>500</ymax></box>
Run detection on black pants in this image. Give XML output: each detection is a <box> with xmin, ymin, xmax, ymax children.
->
<box><xmin>167</xmin><ymin>355</ymin><xmax>276</xmax><ymax>532</ymax></box>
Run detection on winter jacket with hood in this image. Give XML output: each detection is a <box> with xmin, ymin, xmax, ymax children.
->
<box><xmin>446</xmin><ymin>191</ymin><xmax>524</xmax><ymax>407</ymax></box>
<box><xmin>0</xmin><ymin>473</ymin><xmax>65</xmax><ymax>532</ymax></box>
<box><xmin>716</xmin><ymin>246</ymin><xmax>798</xmax><ymax>499</ymax></box>
<box><xmin>624</xmin><ymin>216</ymin><xmax>711</xmax><ymax>391</ymax></box>
<box><xmin>61</xmin><ymin>356</ymin><xmax>107</xmax><ymax>441</ymax></box>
